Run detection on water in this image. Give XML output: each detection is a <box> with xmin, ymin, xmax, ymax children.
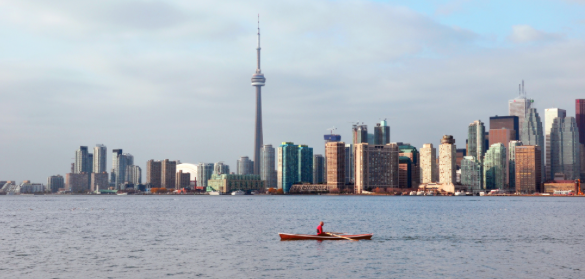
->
<box><xmin>0</xmin><ymin>195</ymin><xmax>583</xmax><ymax>278</ymax></box>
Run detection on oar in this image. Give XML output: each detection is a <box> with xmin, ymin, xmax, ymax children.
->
<box><xmin>326</xmin><ymin>232</ymin><xmax>358</xmax><ymax>241</ymax></box>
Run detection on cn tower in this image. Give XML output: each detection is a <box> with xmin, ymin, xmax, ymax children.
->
<box><xmin>251</xmin><ymin>15</ymin><xmax>266</xmax><ymax>175</ymax></box>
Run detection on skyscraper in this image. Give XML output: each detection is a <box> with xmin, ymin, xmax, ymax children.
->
<box><xmin>515</xmin><ymin>145</ymin><xmax>541</xmax><ymax>193</ymax></box>
<box><xmin>490</xmin><ymin>116</ymin><xmax>519</xmax><ymax>140</ymax></box>
<box><xmin>344</xmin><ymin>144</ymin><xmax>355</xmax><ymax>184</ymax></box>
<box><xmin>111</xmin><ymin>149</ymin><xmax>126</xmax><ymax>189</ymax></box>
<box><xmin>146</xmin><ymin>160</ymin><xmax>162</xmax><ymax>188</ymax></box>
<box><xmin>260</xmin><ymin>144</ymin><xmax>276</xmax><ymax>189</ymax></box>
<box><xmin>489</xmin><ymin>128</ymin><xmax>512</xmax><ymax>147</ymax></box>
<box><xmin>467</xmin><ymin>120</ymin><xmax>486</xmax><ymax>162</ymax></box>
<box><xmin>354</xmin><ymin>143</ymin><xmax>399</xmax><ymax>194</ymax></box>
<box><xmin>551</xmin><ymin>117</ymin><xmax>580</xmax><ymax>180</ymax></box>
<box><xmin>313</xmin><ymin>154</ymin><xmax>325</xmax><ymax>184</ymax></box>
<box><xmin>509</xmin><ymin>80</ymin><xmax>533</xmax><ymax>138</ymax></box>
<box><xmin>237</xmin><ymin>156</ymin><xmax>254</xmax><ymax>175</ymax></box>
<box><xmin>213</xmin><ymin>162</ymin><xmax>230</xmax><ymax>175</ymax></box>
<box><xmin>399</xmin><ymin>145</ymin><xmax>420</xmax><ymax>188</ymax></box>
<box><xmin>47</xmin><ymin>175</ymin><xmax>64</xmax><ymax>193</ymax></box>
<box><xmin>544</xmin><ymin>108</ymin><xmax>567</xmax><ymax>179</ymax></box>
<box><xmin>91</xmin><ymin>172</ymin><xmax>108</xmax><ymax>191</ymax></box>
<box><xmin>420</xmin><ymin>143</ymin><xmax>436</xmax><ymax>184</ymax></box>
<box><xmin>352</xmin><ymin>124</ymin><xmax>368</xmax><ymax>144</ymax></box>
<box><xmin>196</xmin><ymin>163</ymin><xmax>214</xmax><ymax>188</ymax></box>
<box><xmin>93</xmin><ymin>144</ymin><xmax>107</xmax><ymax>173</ymax></box>
<box><xmin>161</xmin><ymin>159</ymin><xmax>177</xmax><ymax>189</ymax></box>
<box><xmin>521</xmin><ymin>108</ymin><xmax>545</xmax><ymax>181</ymax></box>
<box><xmin>576</xmin><ymin>100</ymin><xmax>585</xmax><ymax>144</ymax></box>
<box><xmin>277</xmin><ymin>142</ymin><xmax>299</xmax><ymax>193</ymax></box>
<box><xmin>74</xmin><ymin>146</ymin><xmax>89</xmax><ymax>174</ymax></box>
<box><xmin>374</xmin><ymin>120</ymin><xmax>390</xmax><ymax>145</ymax></box>
<box><xmin>461</xmin><ymin>156</ymin><xmax>482</xmax><ymax>192</ymax></box>
<box><xmin>126</xmin><ymin>165</ymin><xmax>142</xmax><ymax>185</ymax></box>
<box><xmin>298</xmin><ymin>145</ymin><xmax>314</xmax><ymax>184</ymax></box>
<box><xmin>325</xmin><ymin>142</ymin><xmax>345</xmax><ymax>189</ymax></box>
<box><xmin>439</xmin><ymin>135</ymin><xmax>456</xmax><ymax>185</ymax></box>
<box><xmin>508</xmin><ymin>140</ymin><xmax>523</xmax><ymax>191</ymax></box>
<box><xmin>251</xmin><ymin>17</ymin><xmax>266</xmax><ymax>175</ymax></box>
<box><xmin>483</xmin><ymin>143</ymin><xmax>506</xmax><ymax>190</ymax></box>
<box><xmin>176</xmin><ymin>170</ymin><xmax>190</xmax><ymax>189</ymax></box>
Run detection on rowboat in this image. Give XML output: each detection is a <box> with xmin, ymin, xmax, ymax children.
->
<box><xmin>279</xmin><ymin>233</ymin><xmax>373</xmax><ymax>241</ymax></box>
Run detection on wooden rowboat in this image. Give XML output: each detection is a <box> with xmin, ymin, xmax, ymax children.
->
<box><xmin>279</xmin><ymin>233</ymin><xmax>373</xmax><ymax>241</ymax></box>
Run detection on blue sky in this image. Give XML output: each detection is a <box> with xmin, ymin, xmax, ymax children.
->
<box><xmin>0</xmin><ymin>0</ymin><xmax>584</xmax><ymax>182</ymax></box>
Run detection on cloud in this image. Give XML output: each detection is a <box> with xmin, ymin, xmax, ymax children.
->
<box><xmin>508</xmin><ymin>24</ymin><xmax>564</xmax><ymax>43</ymax></box>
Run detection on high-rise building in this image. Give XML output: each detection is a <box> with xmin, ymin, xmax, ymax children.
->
<box><xmin>196</xmin><ymin>163</ymin><xmax>214</xmax><ymax>188</ymax></box>
<box><xmin>352</xmin><ymin>124</ymin><xmax>368</xmax><ymax>144</ymax></box>
<box><xmin>439</xmin><ymin>136</ymin><xmax>456</xmax><ymax>185</ymax></box>
<box><xmin>468</xmin><ymin>120</ymin><xmax>486</xmax><ymax>162</ymax></box>
<box><xmin>354</xmin><ymin>143</ymin><xmax>399</xmax><ymax>194</ymax></box>
<box><xmin>398</xmin><ymin>156</ymin><xmax>412</xmax><ymax>188</ymax></box>
<box><xmin>87</xmin><ymin>153</ymin><xmax>93</xmax><ymax>174</ymax></box>
<box><xmin>456</xmin><ymin>149</ymin><xmax>466</xmax><ymax>169</ymax></box>
<box><xmin>323</xmin><ymin>133</ymin><xmax>342</xmax><ymax>185</ymax></box>
<box><xmin>489</xmin><ymin>129</ymin><xmax>512</xmax><ymax>147</ymax></box>
<box><xmin>490</xmin><ymin>115</ymin><xmax>519</xmax><ymax>140</ymax></box>
<box><xmin>161</xmin><ymin>159</ymin><xmax>177</xmax><ymax>189</ymax></box>
<box><xmin>461</xmin><ymin>156</ymin><xmax>482</xmax><ymax>191</ymax></box>
<box><xmin>75</xmin><ymin>146</ymin><xmax>89</xmax><ymax>173</ymax></box>
<box><xmin>111</xmin><ymin>149</ymin><xmax>127</xmax><ymax>189</ymax></box>
<box><xmin>550</xmin><ymin>117</ymin><xmax>581</xmax><ymax>180</ymax></box>
<box><xmin>325</xmin><ymin>142</ymin><xmax>345</xmax><ymax>189</ymax></box>
<box><xmin>277</xmin><ymin>142</ymin><xmax>299</xmax><ymax>193</ymax></box>
<box><xmin>47</xmin><ymin>175</ymin><xmax>64</xmax><ymax>193</ymax></box>
<box><xmin>93</xmin><ymin>144</ymin><xmax>107</xmax><ymax>173</ymax></box>
<box><xmin>515</xmin><ymin>145</ymin><xmax>542</xmax><ymax>193</ymax></box>
<box><xmin>420</xmin><ymin>144</ymin><xmax>436</xmax><ymax>184</ymax></box>
<box><xmin>91</xmin><ymin>172</ymin><xmax>109</xmax><ymax>191</ymax></box>
<box><xmin>313</xmin><ymin>154</ymin><xmax>325</xmax><ymax>184</ymax></box>
<box><xmin>260</xmin><ymin>144</ymin><xmax>276</xmax><ymax>189</ymax></box>
<box><xmin>251</xmin><ymin>18</ymin><xmax>266</xmax><ymax>175</ymax></box>
<box><xmin>344</xmin><ymin>144</ymin><xmax>355</xmax><ymax>185</ymax></box>
<box><xmin>213</xmin><ymin>162</ymin><xmax>230</xmax><ymax>175</ymax></box>
<box><xmin>126</xmin><ymin>165</ymin><xmax>142</xmax><ymax>185</ymax></box>
<box><xmin>545</xmin><ymin>108</ymin><xmax>567</xmax><ymax>179</ymax></box>
<box><xmin>237</xmin><ymin>156</ymin><xmax>254</xmax><ymax>175</ymax></box>
<box><xmin>483</xmin><ymin>143</ymin><xmax>507</xmax><ymax>190</ymax></box>
<box><xmin>399</xmin><ymin>145</ymin><xmax>419</xmax><ymax>188</ymax></box>
<box><xmin>66</xmin><ymin>172</ymin><xmax>90</xmax><ymax>193</ymax></box>
<box><xmin>508</xmin><ymin>140</ymin><xmax>523</xmax><ymax>191</ymax></box>
<box><xmin>146</xmin><ymin>160</ymin><xmax>162</xmax><ymax>188</ymax></box>
<box><xmin>576</xmin><ymin>100</ymin><xmax>585</xmax><ymax>144</ymax></box>
<box><xmin>374</xmin><ymin>120</ymin><xmax>390</xmax><ymax>145</ymax></box>
<box><xmin>176</xmin><ymin>170</ymin><xmax>190</xmax><ymax>189</ymax></box>
<box><xmin>298</xmin><ymin>145</ymin><xmax>314</xmax><ymax>184</ymax></box>
<box><xmin>521</xmin><ymin>108</ymin><xmax>545</xmax><ymax>181</ymax></box>
<box><xmin>509</xmin><ymin>80</ymin><xmax>533</xmax><ymax>138</ymax></box>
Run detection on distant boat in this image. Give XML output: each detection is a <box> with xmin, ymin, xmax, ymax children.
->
<box><xmin>425</xmin><ymin>191</ymin><xmax>434</xmax><ymax>196</ymax></box>
<box><xmin>416</xmin><ymin>191</ymin><xmax>424</xmax><ymax>196</ymax></box>
<box><xmin>454</xmin><ymin>191</ymin><xmax>465</xmax><ymax>196</ymax></box>
<box><xmin>479</xmin><ymin>192</ymin><xmax>485</xmax><ymax>196</ymax></box>
<box><xmin>250</xmin><ymin>190</ymin><xmax>259</xmax><ymax>195</ymax></box>
<box><xmin>209</xmin><ymin>191</ymin><xmax>221</xmax><ymax>195</ymax></box>
<box><xmin>117</xmin><ymin>192</ymin><xmax>127</xmax><ymax>196</ymax></box>
<box><xmin>231</xmin><ymin>190</ymin><xmax>245</xmax><ymax>195</ymax></box>
<box><xmin>409</xmin><ymin>191</ymin><xmax>416</xmax><ymax>196</ymax></box>
<box><xmin>465</xmin><ymin>192</ymin><xmax>473</xmax><ymax>196</ymax></box>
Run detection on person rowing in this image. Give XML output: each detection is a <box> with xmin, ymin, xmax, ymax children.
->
<box><xmin>316</xmin><ymin>221</ymin><xmax>357</xmax><ymax>241</ymax></box>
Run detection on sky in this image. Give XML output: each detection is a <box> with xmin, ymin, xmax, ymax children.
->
<box><xmin>1</xmin><ymin>0</ymin><xmax>584</xmax><ymax>183</ymax></box>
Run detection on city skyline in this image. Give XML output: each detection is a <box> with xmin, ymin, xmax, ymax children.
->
<box><xmin>1</xmin><ymin>1</ymin><xmax>585</xmax><ymax>183</ymax></box>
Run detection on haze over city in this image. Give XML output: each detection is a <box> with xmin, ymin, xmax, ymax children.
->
<box><xmin>1</xmin><ymin>0</ymin><xmax>585</xmax><ymax>182</ymax></box>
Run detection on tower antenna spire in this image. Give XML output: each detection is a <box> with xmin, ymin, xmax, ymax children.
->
<box><xmin>251</xmin><ymin>14</ymin><xmax>266</xmax><ymax>176</ymax></box>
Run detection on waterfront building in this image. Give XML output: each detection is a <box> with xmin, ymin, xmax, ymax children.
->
<box><xmin>278</xmin><ymin>142</ymin><xmax>298</xmax><ymax>193</ymax></box>
<box><xmin>260</xmin><ymin>144</ymin><xmax>276</xmax><ymax>189</ymax></box>
<box><xmin>146</xmin><ymin>160</ymin><xmax>162</xmax><ymax>188</ymax></box>
<box><xmin>74</xmin><ymin>146</ymin><xmax>90</xmax><ymax>173</ymax></box>
<box><xmin>483</xmin><ymin>143</ymin><xmax>507</xmax><ymax>190</ymax></box>
<box><xmin>213</xmin><ymin>162</ymin><xmax>230</xmax><ymax>175</ymax></box>
<box><xmin>47</xmin><ymin>175</ymin><xmax>64</xmax><ymax>193</ymax></box>
<box><xmin>66</xmin><ymin>172</ymin><xmax>90</xmax><ymax>193</ymax></box>
<box><xmin>399</xmin><ymin>145</ymin><xmax>420</xmax><ymax>188</ymax></box>
<box><xmin>551</xmin><ymin>117</ymin><xmax>580</xmax><ymax>180</ymax></box>
<box><xmin>374</xmin><ymin>120</ymin><xmax>390</xmax><ymax>145</ymax></box>
<box><xmin>508</xmin><ymin>140</ymin><xmax>523</xmax><ymax>191</ymax></box>
<box><xmin>354</xmin><ymin>143</ymin><xmax>399</xmax><ymax>194</ymax></box>
<box><xmin>176</xmin><ymin>163</ymin><xmax>198</xmax><ymax>187</ymax></box>
<box><xmin>251</xmin><ymin>19</ymin><xmax>266</xmax><ymax>175</ymax></box>
<box><xmin>344</xmin><ymin>144</ymin><xmax>354</xmax><ymax>184</ymax></box>
<box><xmin>176</xmin><ymin>170</ymin><xmax>190</xmax><ymax>189</ymax></box>
<box><xmin>545</xmin><ymin>108</ymin><xmax>567</xmax><ymax>179</ymax></box>
<box><xmin>467</xmin><ymin>121</ymin><xmax>486</xmax><ymax>162</ymax></box>
<box><xmin>207</xmin><ymin>174</ymin><xmax>265</xmax><ymax>194</ymax></box>
<box><xmin>456</xmin><ymin>148</ymin><xmax>466</xmax><ymax>169</ymax></box>
<box><xmin>111</xmin><ymin>149</ymin><xmax>127</xmax><ymax>189</ymax></box>
<box><xmin>419</xmin><ymin>144</ymin><xmax>436</xmax><ymax>184</ymax></box>
<box><xmin>325</xmin><ymin>142</ymin><xmax>345</xmax><ymax>189</ymax></box>
<box><xmin>126</xmin><ymin>165</ymin><xmax>142</xmax><ymax>185</ymax></box>
<box><xmin>93</xmin><ymin>144</ymin><xmax>107</xmax><ymax>173</ymax></box>
<box><xmin>237</xmin><ymin>156</ymin><xmax>254</xmax><ymax>175</ymax></box>
<box><xmin>87</xmin><ymin>154</ymin><xmax>93</xmax><ymax>175</ymax></box>
<box><xmin>90</xmin><ymin>172</ymin><xmax>109</xmax><ymax>191</ymax></box>
<box><xmin>196</xmin><ymin>163</ymin><xmax>214</xmax><ymax>187</ymax></box>
<box><xmin>398</xmin><ymin>156</ymin><xmax>412</xmax><ymax>188</ymax></box>
<box><xmin>161</xmin><ymin>159</ymin><xmax>177</xmax><ymax>189</ymax></box>
<box><xmin>439</xmin><ymin>136</ymin><xmax>456</xmax><ymax>185</ymax></box>
<box><xmin>577</xmin><ymin>100</ymin><xmax>585</xmax><ymax>182</ymax></box>
<box><xmin>298</xmin><ymin>145</ymin><xmax>314</xmax><ymax>184</ymax></box>
<box><xmin>515</xmin><ymin>145</ymin><xmax>542</xmax><ymax>193</ymax></box>
<box><xmin>490</xmin><ymin>115</ymin><xmax>519</xmax><ymax>140</ymax></box>
<box><xmin>323</xmin><ymin>134</ymin><xmax>342</xmax><ymax>185</ymax></box>
<box><xmin>313</xmin><ymin>154</ymin><xmax>325</xmax><ymax>184</ymax></box>
<box><xmin>461</xmin><ymin>156</ymin><xmax>482</xmax><ymax>191</ymax></box>
<box><xmin>509</xmin><ymin>81</ymin><xmax>533</xmax><ymax>138</ymax></box>
<box><xmin>521</xmin><ymin>108</ymin><xmax>545</xmax><ymax>181</ymax></box>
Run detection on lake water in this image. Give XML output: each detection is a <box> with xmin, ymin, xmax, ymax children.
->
<box><xmin>0</xmin><ymin>195</ymin><xmax>583</xmax><ymax>278</ymax></box>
